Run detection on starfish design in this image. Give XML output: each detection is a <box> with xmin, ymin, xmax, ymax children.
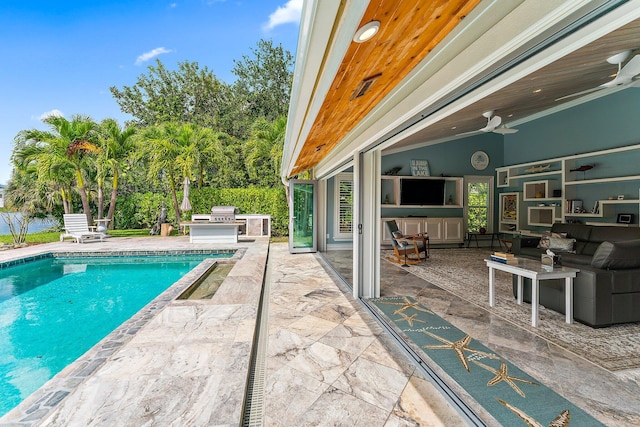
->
<box><xmin>393</xmin><ymin>296</ymin><xmax>433</xmax><ymax>315</ymax></box>
<box><xmin>422</xmin><ymin>331</ymin><xmax>499</xmax><ymax>371</ymax></box>
<box><xmin>395</xmin><ymin>311</ymin><xmax>426</xmax><ymax>327</ymax></box>
<box><xmin>498</xmin><ymin>399</ymin><xmax>570</xmax><ymax>427</ymax></box>
<box><xmin>472</xmin><ymin>360</ymin><xmax>538</xmax><ymax>398</ymax></box>
<box><xmin>376</xmin><ymin>296</ymin><xmax>433</xmax><ymax>315</ymax></box>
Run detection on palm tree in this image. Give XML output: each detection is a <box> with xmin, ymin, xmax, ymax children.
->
<box><xmin>143</xmin><ymin>122</ymin><xmax>226</xmax><ymax>223</ymax></box>
<box><xmin>244</xmin><ymin>115</ymin><xmax>286</xmax><ymax>187</ymax></box>
<box><xmin>97</xmin><ymin>119</ymin><xmax>137</xmax><ymax>227</ymax></box>
<box><xmin>15</xmin><ymin>115</ymin><xmax>99</xmax><ymax>222</ymax></box>
<box><xmin>12</xmin><ymin>130</ymin><xmax>76</xmax><ymax>214</ymax></box>
<box><xmin>142</xmin><ymin>122</ymin><xmax>183</xmax><ymax>223</ymax></box>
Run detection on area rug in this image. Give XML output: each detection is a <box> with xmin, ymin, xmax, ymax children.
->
<box><xmin>371</xmin><ymin>296</ymin><xmax>604</xmax><ymax>426</ymax></box>
<box><xmin>383</xmin><ymin>248</ymin><xmax>640</xmax><ymax>372</ymax></box>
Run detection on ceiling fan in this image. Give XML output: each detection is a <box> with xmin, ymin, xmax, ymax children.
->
<box><xmin>456</xmin><ymin>110</ymin><xmax>519</xmax><ymax>137</ymax></box>
<box><xmin>556</xmin><ymin>50</ymin><xmax>640</xmax><ymax>101</ymax></box>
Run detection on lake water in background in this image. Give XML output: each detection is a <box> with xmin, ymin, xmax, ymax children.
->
<box><xmin>0</xmin><ymin>213</ymin><xmax>58</xmax><ymax>235</ymax></box>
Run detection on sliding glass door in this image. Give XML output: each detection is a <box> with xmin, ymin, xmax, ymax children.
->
<box><xmin>288</xmin><ymin>180</ymin><xmax>317</xmax><ymax>253</ymax></box>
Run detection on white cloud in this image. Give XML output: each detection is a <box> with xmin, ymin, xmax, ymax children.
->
<box><xmin>263</xmin><ymin>0</ymin><xmax>302</xmax><ymax>31</ymax></box>
<box><xmin>38</xmin><ymin>109</ymin><xmax>64</xmax><ymax>120</ymax></box>
<box><xmin>135</xmin><ymin>47</ymin><xmax>172</xmax><ymax>66</ymax></box>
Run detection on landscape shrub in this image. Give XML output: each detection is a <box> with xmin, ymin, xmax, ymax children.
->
<box><xmin>115</xmin><ymin>186</ymin><xmax>288</xmax><ymax>236</ymax></box>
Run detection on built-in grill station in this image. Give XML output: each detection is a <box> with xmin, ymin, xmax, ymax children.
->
<box><xmin>185</xmin><ymin>206</ymin><xmax>270</xmax><ymax>242</ymax></box>
<box><xmin>184</xmin><ymin>206</ymin><xmax>241</xmax><ymax>243</ymax></box>
<box><xmin>209</xmin><ymin>206</ymin><xmax>238</xmax><ymax>223</ymax></box>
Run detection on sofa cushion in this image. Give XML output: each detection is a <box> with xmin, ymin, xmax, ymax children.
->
<box><xmin>551</xmin><ymin>223</ymin><xmax>592</xmax><ymax>241</ymax></box>
<box><xmin>591</xmin><ymin>239</ymin><xmax>640</xmax><ymax>269</ymax></box>
<box><xmin>558</xmin><ymin>253</ymin><xmax>592</xmax><ymax>266</ymax></box>
<box><xmin>584</xmin><ymin>227</ymin><xmax>640</xmax><ymax>256</ymax></box>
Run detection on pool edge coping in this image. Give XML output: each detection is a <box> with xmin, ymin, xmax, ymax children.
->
<box><xmin>0</xmin><ymin>247</ymin><xmax>247</xmax><ymax>425</ymax></box>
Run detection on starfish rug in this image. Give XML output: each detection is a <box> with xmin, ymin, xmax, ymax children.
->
<box><xmin>383</xmin><ymin>248</ymin><xmax>640</xmax><ymax>372</ymax></box>
<box><xmin>371</xmin><ymin>296</ymin><xmax>604</xmax><ymax>426</ymax></box>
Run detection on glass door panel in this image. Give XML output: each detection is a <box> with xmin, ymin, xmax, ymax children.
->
<box><xmin>289</xmin><ymin>180</ymin><xmax>317</xmax><ymax>253</ymax></box>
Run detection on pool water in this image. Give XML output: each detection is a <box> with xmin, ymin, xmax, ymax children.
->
<box><xmin>0</xmin><ymin>254</ymin><xmax>225</xmax><ymax>416</ymax></box>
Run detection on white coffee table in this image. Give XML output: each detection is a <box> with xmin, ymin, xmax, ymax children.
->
<box><xmin>485</xmin><ymin>258</ymin><xmax>579</xmax><ymax>327</ymax></box>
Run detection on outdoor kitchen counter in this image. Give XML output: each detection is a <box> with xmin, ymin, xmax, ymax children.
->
<box><xmin>180</xmin><ymin>221</ymin><xmax>243</xmax><ymax>243</ymax></box>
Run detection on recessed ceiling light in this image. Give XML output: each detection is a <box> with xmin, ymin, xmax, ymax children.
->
<box><xmin>533</xmin><ymin>88</ymin><xmax>542</xmax><ymax>93</ymax></box>
<box><xmin>451</xmin><ymin>126</ymin><xmax>457</xmax><ymax>130</ymax></box>
<box><xmin>353</xmin><ymin>21</ymin><xmax>380</xmax><ymax>43</ymax></box>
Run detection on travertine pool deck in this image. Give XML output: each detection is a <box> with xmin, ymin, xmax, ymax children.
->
<box><xmin>0</xmin><ymin>237</ymin><xmax>464</xmax><ymax>426</ymax></box>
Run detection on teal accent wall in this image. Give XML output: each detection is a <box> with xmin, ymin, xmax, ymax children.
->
<box><xmin>381</xmin><ymin>133</ymin><xmax>503</xmax><ymax>219</ymax></box>
<box><xmin>504</xmin><ymin>89</ymin><xmax>640</xmax><ymax>164</ymax></box>
<box><xmin>382</xmin><ymin>133</ymin><xmax>504</xmax><ymax>177</ymax></box>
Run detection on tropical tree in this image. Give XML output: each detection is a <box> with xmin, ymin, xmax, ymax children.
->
<box><xmin>110</xmin><ymin>60</ymin><xmax>227</xmax><ymax>128</ymax></box>
<box><xmin>97</xmin><ymin>119</ymin><xmax>137</xmax><ymax>227</ymax></box>
<box><xmin>142</xmin><ymin>122</ymin><xmax>224</xmax><ymax>223</ymax></box>
<box><xmin>14</xmin><ymin>114</ymin><xmax>99</xmax><ymax>223</ymax></box>
<box><xmin>244</xmin><ymin>115</ymin><xmax>287</xmax><ymax>187</ymax></box>
<box><xmin>231</xmin><ymin>39</ymin><xmax>294</xmax><ymax>121</ymax></box>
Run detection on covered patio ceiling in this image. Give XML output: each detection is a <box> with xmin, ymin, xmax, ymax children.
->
<box><xmin>283</xmin><ymin>0</ymin><xmax>640</xmax><ymax>178</ymax></box>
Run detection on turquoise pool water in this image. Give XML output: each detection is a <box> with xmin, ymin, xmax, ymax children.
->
<box><xmin>0</xmin><ymin>254</ymin><xmax>227</xmax><ymax>416</ymax></box>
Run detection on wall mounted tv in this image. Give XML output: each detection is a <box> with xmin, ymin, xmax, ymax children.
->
<box><xmin>400</xmin><ymin>178</ymin><xmax>445</xmax><ymax>206</ymax></box>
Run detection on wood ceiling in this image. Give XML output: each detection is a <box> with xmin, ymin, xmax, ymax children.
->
<box><xmin>392</xmin><ymin>17</ymin><xmax>640</xmax><ymax>149</ymax></box>
<box><xmin>289</xmin><ymin>1</ymin><xmax>640</xmax><ymax>175</ymax></box>
<box><xmin>290</xmin><ymin>0</ymin><xmax>482</xmax><ymax>175</ymax></box>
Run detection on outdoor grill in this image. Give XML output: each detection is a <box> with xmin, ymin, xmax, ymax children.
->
<box><xmin>210</xmin><ymin>206</ymin><xmax>238</xmax><ymax>223</ymax></box>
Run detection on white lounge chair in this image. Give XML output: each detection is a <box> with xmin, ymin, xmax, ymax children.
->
<box><xmin>60</xmin><ymin>214</ymin><xmax>105</xmax><ymax>243</ymax></box>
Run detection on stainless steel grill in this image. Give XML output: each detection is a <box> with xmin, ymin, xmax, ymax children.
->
<box><xmin>210</xmin><ymin>206</ymin><xmax>238</xmax><ymax>222</ymax></box>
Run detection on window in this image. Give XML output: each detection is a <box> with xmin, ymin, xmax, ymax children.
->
<box><xmin>465</xmin><ymin>176</ymin><xmax>494</xmax><ymax>233</ymax></box>
<box><xmin>334</xmin><ymin>173</ymin><xmax>353</xmax><ymax>240</ymax></box>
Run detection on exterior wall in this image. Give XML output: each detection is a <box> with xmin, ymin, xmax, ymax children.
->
<box><xmin>0</xmin><ymin>185</ymin><xmax>5</xmax><ymax>209</ymax></box>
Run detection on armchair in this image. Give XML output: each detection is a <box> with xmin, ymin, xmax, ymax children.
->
<box><xmin>385</xmin><ymin>220</ymin><xmax>429</xmax><ymax>266</ymax></box>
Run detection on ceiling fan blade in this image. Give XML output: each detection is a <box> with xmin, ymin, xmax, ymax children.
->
<box><xmin>618</xmin><ymin>55</ymin><xmax>640</xmax><ymax>80</ymax></box>
<box><xmin>486</xmin><ymin>115</ymin><xmax>502</xmax><ymax>130</ymax></box>
<box><xmin>455</xmin><ymin>129</ymin><xmax>481</xmax><ymax>137</ymax></box>
<box><xmin>493</xmin><ymin>127</ymin><xmax>519</xmax><ymax>134</ymax></box>
<box><xmin>555</xmin><ymin>86</ymin><xmax>603</xmax><ymax>101</ymax></box>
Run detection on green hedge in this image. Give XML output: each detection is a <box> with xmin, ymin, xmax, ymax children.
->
<box><xmin>115</xmin><ymin>187</ymin><xmax>288</xmax><ymax>236</ymax></box>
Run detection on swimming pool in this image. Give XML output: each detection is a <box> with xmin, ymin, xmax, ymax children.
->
<box><xmin>0</xmin><ymin>253</ymin><xmax>230</xmax><ymax>416</ymax></box>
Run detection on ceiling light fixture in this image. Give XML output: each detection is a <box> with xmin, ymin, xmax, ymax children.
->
<box><xmin>353</xmin><ymin>21</ymin><xmax>380</xmax><ymax>43</ymax></box>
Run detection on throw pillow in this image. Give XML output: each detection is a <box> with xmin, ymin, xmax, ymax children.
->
<box><xmin>591</xmin><ymin>239</ymin><xmax>640</xmax><ymax>269</ymax></box>
<box><xmin>537</xmin><ymin>231</ymin><xmax>568</xmax><ymax>249</ymax></box>
<box><xmin>539</xmin><ymin>236</ymin><xmax>575</xmax><ymax>252</ymax></box>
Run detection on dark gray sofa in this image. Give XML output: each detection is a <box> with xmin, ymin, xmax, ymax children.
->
<box><xmin>512</xmin><ymin>223</ymin><xmax>640</xmax><ymax>327</ymax></box>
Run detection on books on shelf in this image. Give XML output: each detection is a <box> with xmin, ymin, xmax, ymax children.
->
<box><xmin>566</xmin><ymin>199</ymin><xmax>583</xmax><ymax>214</ymax></box>
<box><xmin>490</xmin><ymin>252</ymin><xmax>518</xmax><ymax>264</ymax></box>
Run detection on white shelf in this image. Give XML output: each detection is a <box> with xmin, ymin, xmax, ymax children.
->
<box><xmin>499</xmin><ymin>144</ymin><xmax>640</xmax><ymax>226</ymax></box>
<box><xmin>509</xmin><ymin>170</ymin><xmax>562</xmax><ymax>180</ymax></box>
<box><xmin>599</xmin><ymin>199</ymin><xmax>639</xmax><ymax>204</ymax></box>
<box><xmin>564</xmin><ymin>174</ymin><xmax>640</xmax><ymax>185</ymax></box>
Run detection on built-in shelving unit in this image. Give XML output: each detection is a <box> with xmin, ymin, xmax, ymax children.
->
<box><xmin>496</xmin><ymin>143</ymin><xmax>640</xmax><ymax>230</ymax></box>
<box><xmin>381</xmin><ymin>217</ymin><xmax>463</xmax><ymax>245</ymax></box>
<box><xmin>498</xmin><ymin>192</ymin><xmax>525</xmax><ymax>233</ymax></box>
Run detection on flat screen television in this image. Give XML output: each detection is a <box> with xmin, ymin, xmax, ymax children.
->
<box><xmin>400</xmin><ymin>178</ymin><xmax>445</xmax><ymax>206</ymax></box>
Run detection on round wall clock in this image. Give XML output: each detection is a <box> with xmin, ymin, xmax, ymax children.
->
<box><xmin>471</xmin><ymin>151</ymin><xmax>489</xmax><ymax>170</ymax></box>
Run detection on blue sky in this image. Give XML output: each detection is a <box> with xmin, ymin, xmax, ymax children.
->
<box><xmin>0</xmin><ymin>0</ymin><xmax>302</xmax><ymax>185</ymax></box>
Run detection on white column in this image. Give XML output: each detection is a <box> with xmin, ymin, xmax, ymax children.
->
<box><xmin>353</xmin><ymin>150</ymin><xmax>381</xmax><ymax>298</ymax></box>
